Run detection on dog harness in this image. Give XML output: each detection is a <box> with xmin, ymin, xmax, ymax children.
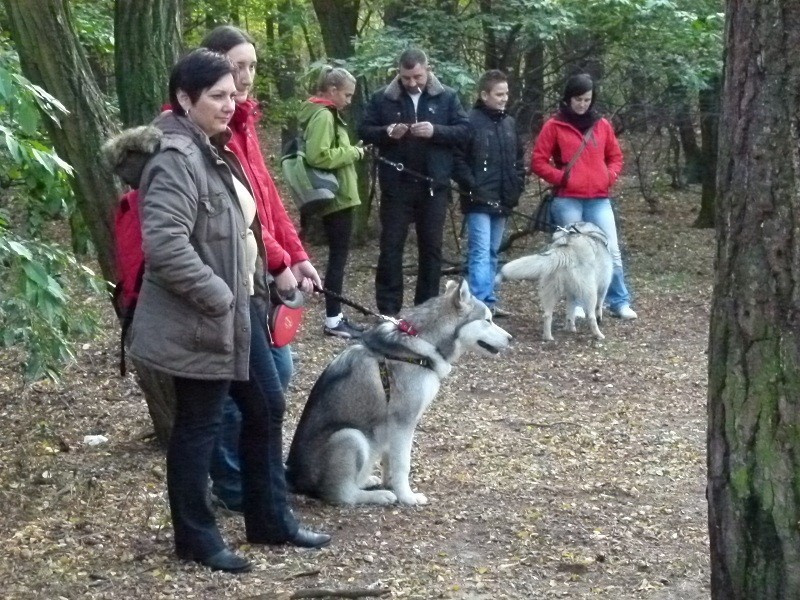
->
<box><xmin>377</xmin><ymin>318</ymin><xmax>436</xmax><ymax>401</ymax></box>
<box><xmin>378</xmin><ymin>354</ymin><xmax>436</xmax><ymax>402</ymax></box>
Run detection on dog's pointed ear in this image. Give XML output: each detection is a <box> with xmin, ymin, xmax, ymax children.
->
<box><xmin>449</xmin><ymin>278</ymin><xmax>471</xmax><ymax>309</ymax></box>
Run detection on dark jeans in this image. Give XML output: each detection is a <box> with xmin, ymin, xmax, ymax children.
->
<box><xmin>168</xmin><ymin>299</ymin><xmax>298</xmax><ymax>560</ymax></box>
<box><xmin>209</xmin><ymin>344</ymin><xmax>292</xmax><ymax>511</ymax></box>
<box><xmin>322</xmin><ymin>207</ymin><xmax>354</xmax><ymax>317</ymax></box>
<box><xmin>375</xmin><ymin>182</ymin><xmax>449</xmax><ymax>314</ymax></box>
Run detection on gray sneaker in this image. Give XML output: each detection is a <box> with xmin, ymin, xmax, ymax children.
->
<box><xmin>323</xmin><ymin>318</ymin><xmax>365</xmax><ymax>339</ymax></box>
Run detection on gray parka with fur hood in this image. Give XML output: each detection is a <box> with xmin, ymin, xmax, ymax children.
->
<box><xmin>104</xmin><ymin>111</ymin><xmax>260</xmax><ymax>381</ymax></box>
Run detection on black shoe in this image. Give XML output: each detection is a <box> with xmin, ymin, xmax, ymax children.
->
<box><xmin>323</xmin><ymin>318</ymin><xmax>365</xmax><ymax>339</ymax></box>
<box><xmin>195</xmin><ymin>549</ymin><xmax>252</xmax><ymax>573</ymax></box>
<box><xmin>286</xmin><ymin>527</ymin><xmax>332</xmax><ymax>549</ymax></box>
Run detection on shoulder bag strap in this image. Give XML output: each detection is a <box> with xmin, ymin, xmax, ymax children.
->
<box><xmin>558</xmin><ymin>123</ymin><xmax>596</xmax><ymax>190</ymax></box>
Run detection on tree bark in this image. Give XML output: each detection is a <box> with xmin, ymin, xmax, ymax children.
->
<box><xmin>708</xmin><ymin>1</ymin><xmax>800</xmax><ymax>598</ymax></box>
<box><xmin>3</xmin><ymin>0</ymin><xmax>120</xmax><ymax>283</ymax></box>
<box><xmin>114</xmin><ymin>0</ymin><xmax>182</xmax><ymax>128</ymax></box>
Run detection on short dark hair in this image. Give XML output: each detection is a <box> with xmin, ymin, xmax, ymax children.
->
<box><xmin>200</xmin><ymin>25</ymin><xmax>254</xmax><ymax>55</ymax></box>
<box><xmin>398</xmin><ymin>48</ymin><xmax>428</xmax><ymax>70</ymax></box>
<box><xmin>477</xmin><ymin>69</ymin><xmax>507</xmax><ymax>95</ymax></box>
<box><xmin>168</xmin><ymin>49</ymin><xmax>236</xmax><ymax>116</ymax></box>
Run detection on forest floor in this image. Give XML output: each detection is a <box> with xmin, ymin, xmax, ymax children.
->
<box><xmin>0</xmin><ymin>149</ymin><xmax>713</xmax><ymax>599</ymax></box>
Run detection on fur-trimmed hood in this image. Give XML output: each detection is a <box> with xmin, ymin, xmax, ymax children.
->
<box><xmin>382</xmin><ymin>72</ymin><xmax>445</xmax><ymax>102</ymax></box>
<box><xmin>102</xmin><ymin>112</ymin><xmax>233</xmax><ymax>188</ymax></box>
<box><xmin>101</xmin><ymin>124</ymin><xmax>163</xmax><ymax>187</ymax></box>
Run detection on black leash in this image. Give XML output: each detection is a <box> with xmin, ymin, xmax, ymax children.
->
<box><xmin>312</xmin><ymin>284</ymin><xmax>418</xmax><ymax>335</ymax></box>
<box><xmin>368</xmin><ymin>148</ymin><xmax>467</xmax><ymax>255</ymax></box>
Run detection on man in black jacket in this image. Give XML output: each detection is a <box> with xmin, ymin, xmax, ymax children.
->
<box><xmin>453</xmin><ymin>70</ymin><xmax>525</xmax><ymax>317</ymax></box>
<box><xmin>359</xmin><ymin>48</ymin><xmax>469</xmax><ymax>315</ymax></box>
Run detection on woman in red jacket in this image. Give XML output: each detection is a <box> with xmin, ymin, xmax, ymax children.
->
<box><xmin>201</xmin><ymin>26</ymin><xmax>326</xmax><ymax>521</ymax></box>
<box><xmin>531</xmin><ymin>73</ymin><xmax>636</xmax><ymax>320</ymax></box>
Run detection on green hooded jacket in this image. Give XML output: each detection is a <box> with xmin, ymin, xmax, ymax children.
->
<box><xmin>297</xmin><ymin>99</ymin><xmax>363</xmax><ymax>217</ymax></box>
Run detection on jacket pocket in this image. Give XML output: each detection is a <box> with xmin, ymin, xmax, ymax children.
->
<box><xmin>197</xmin><ymin>192</ymin><xmax>232</xmax><ymax>243</ymax></box>
<box><xmin>194</xmin><ymin>302</ymin><xmax>235</xmax><ymax>355</ymax></box>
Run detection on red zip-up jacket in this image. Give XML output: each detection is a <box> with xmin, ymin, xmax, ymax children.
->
<box><xmin>531</xmin><ymin>116</ymin><xmax>623</xmax><ymax>199</ymax></box>
<box><xmin>227</xmin><ymin>98</ymin><xmax>309</xmax><ymax>274</ymax></box>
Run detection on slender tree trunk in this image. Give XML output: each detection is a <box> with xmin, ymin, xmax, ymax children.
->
<box><xmin>694</xmin><ymin>73</ymin><xmax>720</xmax><ymax>229</ymax></box>
<box><xmin>114</xmin><ymin>0</ymin><xmax>182</xmax><ymax>128</ymax></box>
<box><xmin>670</xmin><ymin>84</ymin><xmax>703</xmax><ymax>185</ymax></box>
<box><xmin>517</xmin><ymin>40</ymin><xmax>545</xmax><ymax>138</ymax></box>
<box><xmin>3</xmin><ymin>0</ymin><xmax>119</xmax><ymax>283</ymax></box>
<box><xmin>708</xmin><ymin>1</ymin><xmax>800</xmax><ymax>598</ymax></box>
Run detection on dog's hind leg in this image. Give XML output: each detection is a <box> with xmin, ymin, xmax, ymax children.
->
<box><xmin>585</xmin><ymin>289</ymin><xmax>605</xmax><ymax>340</ymax></box>
<box><xmin>540</xmin><ymin>295</ymin><xmax>556</xmax><ymax>341</ymax></box>
<box><xmin>320</xmin><ymin>429</ymin><xmax>397</xmax><ymax>505</ymax></box>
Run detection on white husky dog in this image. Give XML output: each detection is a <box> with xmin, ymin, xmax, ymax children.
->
<box><xmin>496</xmin><ymin>222</ymin><xmax>612</xmax><ymax>341</ymax></box>
<box><xmin>286</xmin><ymin>280</ymin><xmax>511</xmax><ymax>505</ymax></box>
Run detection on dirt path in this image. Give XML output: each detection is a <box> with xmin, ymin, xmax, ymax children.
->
<box><xmin>0</xmin><ymin>184</ymin><xmax>712</xmax><ymax>599</ymax></box>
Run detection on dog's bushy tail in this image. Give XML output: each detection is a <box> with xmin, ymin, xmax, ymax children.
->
<box><xmin>497</xmin><ymin>252</ymin><xmax>564</xmax><ymax>283</ymax></box>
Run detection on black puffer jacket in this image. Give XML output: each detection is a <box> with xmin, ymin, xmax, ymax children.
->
<box><xmin>358</xmin><ymin>73</ymin><xmax>469</xmax><ymax>194</ymax></box>
<box><xmin>453</xmin><ymin>103</ymin><xmax>525</xmax><ymax>215</ymax></box>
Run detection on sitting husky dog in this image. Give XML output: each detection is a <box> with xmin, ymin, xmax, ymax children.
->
<box><xmin>496</xmin><ymin>222</ymin><xmax>612</xmax><ymax>341</ymax></box>
<box><xmin>286</xmin><ymin>280</ymin><xmax>511</xmax><ymax>506</ymax></box>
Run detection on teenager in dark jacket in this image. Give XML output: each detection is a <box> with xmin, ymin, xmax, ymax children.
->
<box><xmin>359</xmin><ymin>48</ymin><xmax>469</xmax><ymax>315</ymax></box>
<box><xmin>532</xmin><ymin>73</ymin><xmax>636</xmax><ymax>320</ymax></box>
<box><xmin>453</xmin><ymin>70</ymin><xmax>525</xmax><ymax>317</ymax></box>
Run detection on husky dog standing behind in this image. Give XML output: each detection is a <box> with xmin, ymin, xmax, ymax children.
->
<box><xmin>286</xmin><ymin>280</ymin><xmax>511</xmax><ymax>506</ymax></box>
<box><xmin>496</xmin><ymin>222</ymin><xmax>612</xmax><ymax>341</ymax></box>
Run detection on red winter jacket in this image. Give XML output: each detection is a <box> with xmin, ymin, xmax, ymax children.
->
<box><xmin>531</xmin><ymin>116</ymin><xmax>623</xmax><ymax>199</ymax></box>
<box><xmin>227</xmin><ymin>98</ymin><xmax>309</xmax><ymax>274</ymax></box>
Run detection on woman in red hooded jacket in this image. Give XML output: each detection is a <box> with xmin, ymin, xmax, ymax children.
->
<box><xmin>200</xmin><ymin>26</ymin><xmax>326</xmax><ymax>521</ymax></box>
<box><xmin>531</xmin><ymin>73</ymin><xmax>637</xmax><ymax>320</ymax></box>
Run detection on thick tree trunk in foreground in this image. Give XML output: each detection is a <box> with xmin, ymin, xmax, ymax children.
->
<box><xmin>707</xmin><ymin>1</ymin><xmax>800</xmax><ymax>598</ymax></box>
<box><xmin>3</xmin><ymin>0</ymin><xmax>120</xmax><ymax>283</ymax></box>
<box><xmin>114</xmin><ymin>0</ymin><xmax>182</xmax><ymax>128</ymax></box>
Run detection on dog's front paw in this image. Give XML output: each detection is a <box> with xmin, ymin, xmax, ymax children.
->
<box><xmin>370</xmin><ymin>490</ymin><xmax>398</xmax><ymax>505</ymax></box>
<box><xmin>396</xmin><ymin>491</ymin><xmax>428</xmax><ymax>506</ymax></box>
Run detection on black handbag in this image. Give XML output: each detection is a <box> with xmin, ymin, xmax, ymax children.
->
<box><xmin>531</xmin><ymin>188</ymin><xmax>556</xmax><ymax>233</ymax></box>
<box><xmin>530</xmin><ymin>124</ymin><xmax>596</xmax><ymax>234</ymax></box>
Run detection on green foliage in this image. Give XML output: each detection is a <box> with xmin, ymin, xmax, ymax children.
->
<box><xmin>0</xmin><ymin>34</ymin><xmax>103</xmax><ymax>383</ymax></box>
<box><xmin>0</xmin><ymin>214</ymin><xmax>104</xmax><ymax>382</ymax></box>
<box><xmin>0</xmin><ymin>37</ymin><xmax>77</xmax><ymax>238</ymax></box>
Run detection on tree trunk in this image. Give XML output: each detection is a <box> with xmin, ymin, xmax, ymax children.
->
<box><xmin>708</xmin><ymin>1</ymin><xmax>800</xmax><ymax>598</ymax></box>
<box><xmin>114</xmin><ymin>0</ymin><xmax>182</xmax><ymax>128</ymax></box>
<box><xmin>2</xmin><ymin>0</ymin><xmax>120</xmax><ymax>283</ymax></box>
<box><xmin>516</xmin><ymin>40</ymin><xmax>545</xmax><ymax>138</ymax></box>
<box><xmin>670</xmin><ymin>84</ymin><xmax>703</xmax><ymax>185</ymax></box>
<box><xmin>694</xmin><ymin>73</ymin><xmax>720</xmax><ymax>229</ymax></box>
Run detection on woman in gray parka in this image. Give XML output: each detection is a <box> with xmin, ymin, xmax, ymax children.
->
<box><xmin>117</xmin><ymin>50</ymin><xmax>330</xmax><ymax>573</ymax></box>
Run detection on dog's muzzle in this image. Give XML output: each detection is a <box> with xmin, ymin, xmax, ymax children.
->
<box><xmin>477</xmin><ymin>340</ymin><xmax>502</xmax><ymax>354</ymax></box>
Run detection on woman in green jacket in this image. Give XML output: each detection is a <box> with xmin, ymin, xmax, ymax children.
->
<box><xmin>298</xmin><ymin>66</ymin><xmax>365</xmax><ymax>338</ymax></box>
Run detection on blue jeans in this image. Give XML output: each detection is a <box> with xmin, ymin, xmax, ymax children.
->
<box><xmin>209</xmin><ymin>344</ymin><xmax>293</xmax><ymax>511</ymax></box>
<box><xmin>169</xmin><ymin>302</ymin><xmax>299</xmax><ymax>559</ymax></box>
<box><xmin>466</xmin><ymin>212</ymin><xmax>507</xmax><ymax>307</ymax></box>
<box><xmin>550</xmin><ymin>197</ymin><xmax>632</xmax><ymax>310</ymax></box>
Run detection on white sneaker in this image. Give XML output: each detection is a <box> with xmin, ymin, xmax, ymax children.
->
<box><xmin>611</xmin><ymin>306</ymin><xmax>638</xmax><ymax>320</ymax></box>
<box><xmin>573</xmin><ymin>306</ymin><xmax>586</xmax><ymax>319</ymax></box>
